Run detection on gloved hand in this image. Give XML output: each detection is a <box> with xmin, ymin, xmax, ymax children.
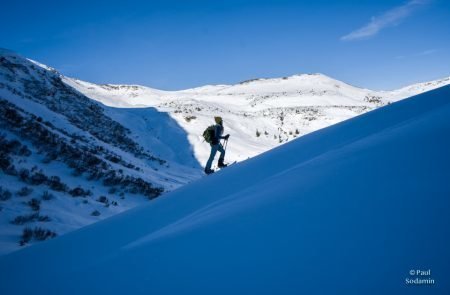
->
<box><xmin>224</xmin><ymin>134</ymin><xmax>230</xmax><ymax>140</ymax></box>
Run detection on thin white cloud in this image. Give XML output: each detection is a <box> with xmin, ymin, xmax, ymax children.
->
<box><xmin>341</xmin><ymin>0</ymin><xmax>430</xmax><ymax>41</ymax></box>
<box><xmin>396</xmin><ymin>49</ymin><xmax>438</xmax><ymax>59</ymax></box>
<box><xmin>418</xmin><ymin>49</ymin><xmax>438</xmax><ymax>56</ymax></box>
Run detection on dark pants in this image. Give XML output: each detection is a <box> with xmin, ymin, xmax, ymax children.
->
<box><xmin>205</xmin><ymin>143</ymin><xmax>225</xmax><ymax>171</ymax></box>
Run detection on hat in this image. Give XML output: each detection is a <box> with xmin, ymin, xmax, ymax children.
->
<box><xmin>214</xmin><ymin>116</ymin><xmax>223</xmax><ymax>124</ymax></box>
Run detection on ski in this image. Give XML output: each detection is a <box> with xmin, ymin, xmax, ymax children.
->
<box><xmin>217</xmin><ymin>161</ymin><xmax>237</xmax><ymax>170</ymax></box>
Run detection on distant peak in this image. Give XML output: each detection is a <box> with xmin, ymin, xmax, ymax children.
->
<box><xmin>237</xmin><ymin>73</ymin><xmax>332</xmax><ymax>85</ymax></box>
<box><xmin>237</xmin><ymin>73</ymin><xmax>331</xmax><ymax>85</ymax></box>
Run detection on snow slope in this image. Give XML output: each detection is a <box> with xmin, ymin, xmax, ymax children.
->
<box><xmin>0</xmin><ymin>49</ymin><xmax>201</xmax><ymax>255</ymax></box>
<box><xmin>1</xmin><ymin>85</ymin><xmax>449</xmax><ymax>294</ymax></box>
<box><xmin>64</xmin><ymin>74</ymin><xmax>450</xmax><ymax>167</ymax></box>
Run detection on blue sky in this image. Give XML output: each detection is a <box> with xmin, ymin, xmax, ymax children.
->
<box><xmin>1</xmin><ymin>0</ymin><xmax>449</xmax><ymax>90</ymax></box>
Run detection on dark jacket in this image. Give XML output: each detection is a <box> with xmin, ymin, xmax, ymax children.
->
<box><xmin>212</xmin><ymin>123</ymin><xmax>225</xmax><ymax>145</ymax></box>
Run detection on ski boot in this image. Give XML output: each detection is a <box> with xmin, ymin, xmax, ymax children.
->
<box><xmin>218</xmin><ymin>159</ymin><xmax>228</xmax><ymax>168</ymax></box>
<box><xmin>204</xmin><ymin>168</ymin><xmax>214</xmax><ymax>175</ymax></box>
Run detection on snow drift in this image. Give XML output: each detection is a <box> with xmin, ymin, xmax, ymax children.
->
<box><xmin>0</xmin><ymin>85</ymin><xmax>449</xmax><ymax>294</ymax></box>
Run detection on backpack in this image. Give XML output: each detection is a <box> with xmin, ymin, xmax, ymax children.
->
<box><xmin>202</xmin><ymin>125</ymin><xmax>215</xmax><ymax>143</ymax></box>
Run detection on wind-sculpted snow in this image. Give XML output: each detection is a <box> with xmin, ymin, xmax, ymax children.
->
<box><xmin>1</xmin><ymin>86</ymin><xmax>449</xmax><ymax>294</ymax></box>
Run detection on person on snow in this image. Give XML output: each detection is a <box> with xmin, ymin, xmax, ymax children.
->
<box><xmin>204</xmin><ymin>116</ymin><xmax>230</xmax><ymax>174</ymax></box>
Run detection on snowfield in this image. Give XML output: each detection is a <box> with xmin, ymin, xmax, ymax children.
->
<box><xmin>1</xmin><ymin>85</ymin><xmax>449</xmax><ymax>294</ymax></box>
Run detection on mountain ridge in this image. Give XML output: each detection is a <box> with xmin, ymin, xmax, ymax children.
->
<box><xmin>65</xmin><ymin>70</ymin><xmax>450</xmax><ymax>95</ymax></box>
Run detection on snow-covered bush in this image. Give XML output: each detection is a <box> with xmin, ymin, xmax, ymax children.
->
<box><xmin>29</xmin><ymin>170</ymin><xmax>48</xmax><ymax>185</ymax></box>
<box><xmin>17</xmin><ymin>186</ymin><xmax>33</xmax><ymax>197</ymax></box>
<box><xmin>0</xmin><ymin>151</ymin><xmax>12</xmax><ymax>171</ymax></box>
<box><xmin>18</xmin><ymin>168</ymin><xmax>30</xmax><ymax>182</ymax></box>
<box><xmin>11</xmin><ymin>213</ymin><xmax>50</xmax><ymax>225</ymax></box>
<box><xmin>41</xmin><ymin>190</ymin><xmax>54</xmax><ymax>201</ymax></box>
<box><xmin>27</xmin><ymin>198</ymin><xmax>41</xmax><ymax>211</ymax></box>
<box><xmin>48</xmin><ymin>176</ymin><xmax>68</xmax><ymax>192</ymax></box>
<box><xmin>20</xmin><ymin>227</ymin><xmax>57</xmax><ymax>245</ymax></box>
<box><xmin>97</xmin><ymin>196</ymin><xmax>109</xmax><ymax>205</ymax></box>
<box><xmin>91</xmin><ymin>210</ymin><xmax>101</xmax><ymax>216</ymax></box>
<box><xmin>184</xmin><ymin>115</ymin><xmax>197</xmax><ymax>122</ymax></box>
<box><xmin>0</xmin><ymin>187</ymin><xmax>12</xmax><ymax>201</ymax></box>
<box><xmin>69</xmin><ymin>187</ymin><xmax>91</xmax><ymax>197</ymax></box>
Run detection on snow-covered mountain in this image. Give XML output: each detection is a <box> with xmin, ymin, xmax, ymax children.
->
<box><xmin>1</xmin><ymin>48</ymin><xmax>449</xmax><ymax>256</ymax></box>
<box><xmin>64</xmin><ymin>72</ymin><xmax>450</xmax><ymax>167</ymax></box>
<box><xmin>1</xmin><ymin>85</ymin><xmax>449</xmax><ymax>294</ymax></box>
<box><xmin>0</xmin><ymin>49</ymin><xmax>202</xmax><ymax>254</ymax></box>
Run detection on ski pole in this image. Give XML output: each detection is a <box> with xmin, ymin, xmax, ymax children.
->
<box><xmin>223</xmin><ymin>138</ymin><xmax>228</xmax><ymax>152</ymax></box>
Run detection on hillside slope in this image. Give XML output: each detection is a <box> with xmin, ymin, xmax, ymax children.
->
<box><xmin>1</xmin><ymin>86</ymin><xmax>449</xmax><ymax>294</ymax></box>
<box><xmin>0</xmin><ymin>49</ymin><xmax>201</xmax><ymax>255</ymax></box>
